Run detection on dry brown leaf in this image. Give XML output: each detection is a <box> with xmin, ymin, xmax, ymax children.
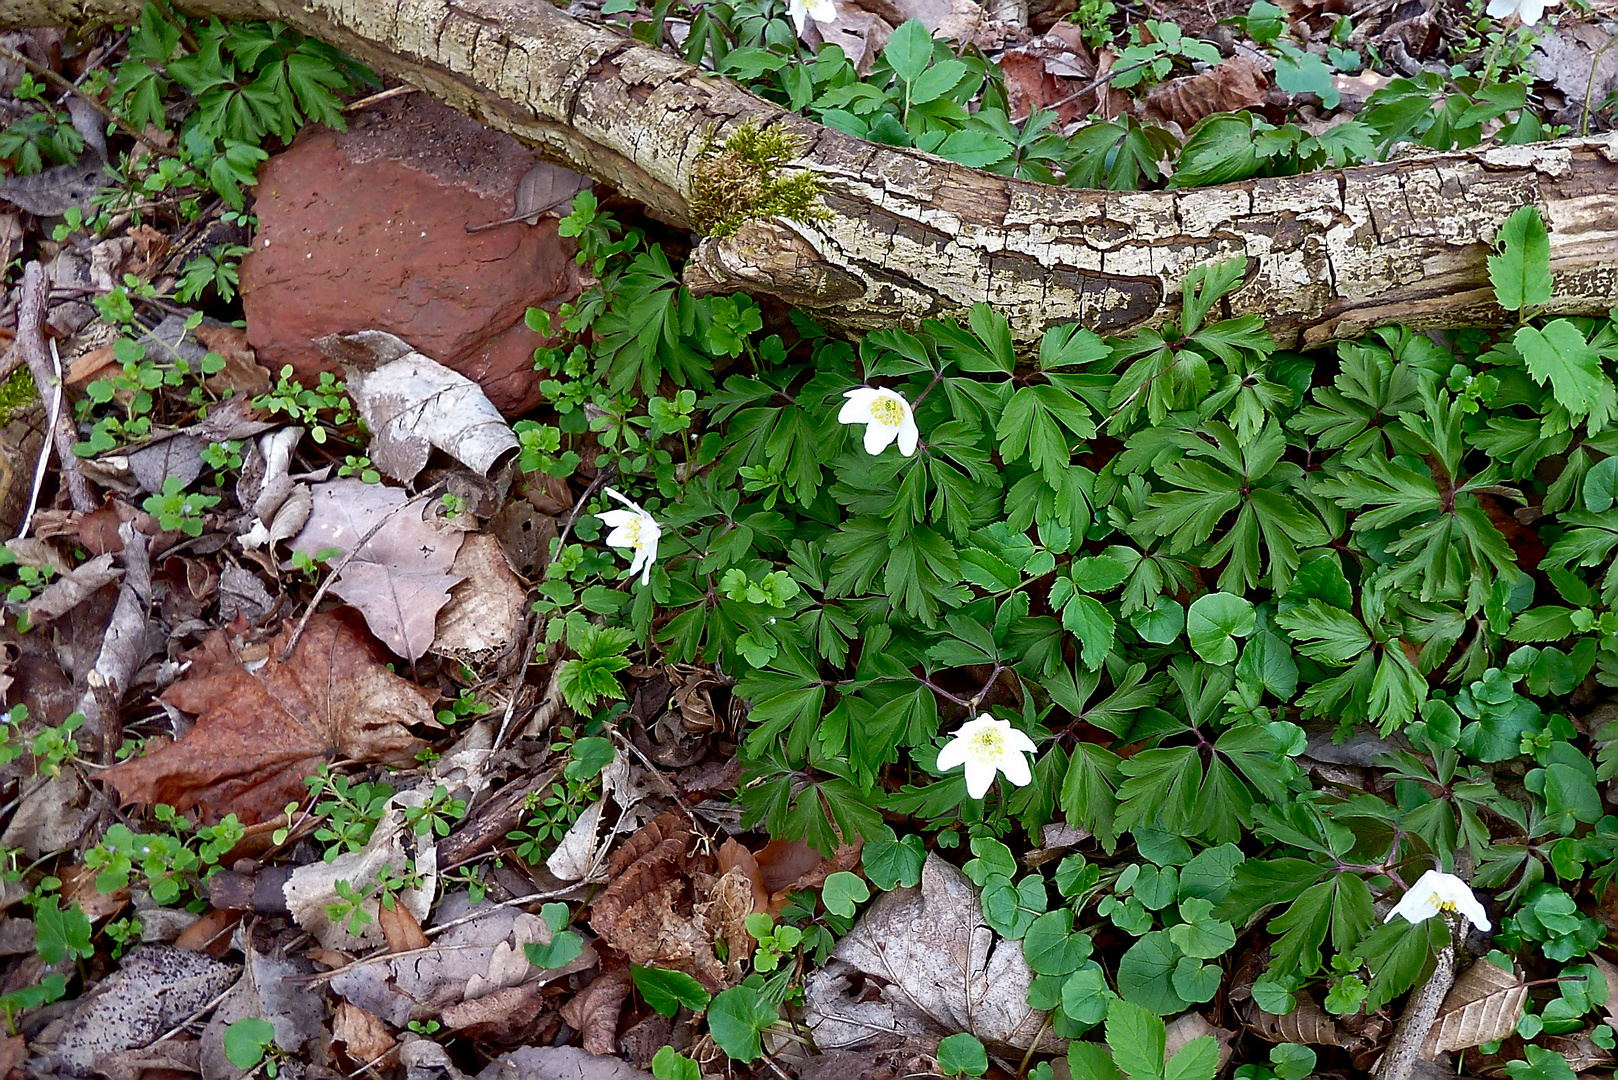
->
<box><xmin>194</xmin><ymin>323</ymin><xmax>272</xmax><ymax>400</ymax></box>
<box><xmin>440</xmin><ymin>982</ymin><xmax>546</xmax><ymax>1036</ymax></box>
<box><xmin>804</xmin><ymin>854</ymin><xmax>1057</xmax><ymax>1055</ymax></box>
<box><xmin>589</xmin><ymin>812</ymin><xmax>728</xmax><ymax>990</ymax></box>
<box><xmin>332</xmin><ymin>1002</ymin><xmax>397</xmax><ymax>1065</ymax></box>
<box><xmin>289</xmin><ymin>479</ymin><xmax>465</xmax><ymax>660</ymax></box>
<box><xmin>99</xmin><ymin>613</ymin><xmax>432</xmax><ymax>823</ymax></box>
<box><xmin>1143</xmin><ymin>56</ymin><xmax>1269</xmax><ymax>128</ymax></box>
<box><xmin>1165</xmin><ymin>1014</ymin><xmax>1237</xmax><ymax>1070</ymax></box>
<box><xmin>561</xmin><ymin>969</ymin><xmax>632</xmax><ymax>1056</ymax></box>
<box><xmin>1422</xmin><ymin>959</ymin><xmax>1526</xmax><ymax>1059</ymax></box>
<box><xmin>1245</xmin><ymin>997</ymin><xmax>1368</xmax><ymax>1049</ymax></box>
<box><xmin>329</xmin><ymin>892</ymin><xmax>593</xmax><ymax>1026</ymax></box>
<box><xmin>380</xmin><ymin>899</ymin><xmax>432</xmax><ymax>953</ymax></box>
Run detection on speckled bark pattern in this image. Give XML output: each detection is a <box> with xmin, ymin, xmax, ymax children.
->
<box><xmin>2</xmin><ymin>0</ymin><xmax>1614</xmax><ymax>344</ymax></box>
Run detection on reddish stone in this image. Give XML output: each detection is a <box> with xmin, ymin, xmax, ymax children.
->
<box><xmin>238</xmin><ymin>96</ymin><xmax>581</xmax><ymax>416</ymax></box>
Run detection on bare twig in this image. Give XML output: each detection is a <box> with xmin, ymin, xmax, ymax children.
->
<box><xmin>277</xmin><ymin>480</ymin><xmax>446</xmax><ymax>661</ymax></box>
<box><xmin>17</xmin><ymin>261</ymin><xmax>95</xmax><ymax>514</ymax></box>
<box><xmin>1375</xmin><ymin>914</ymin><xmax>1463</xmax><ymax>1080</ymax></box>
<box><xmin>15</xmin><ymin>338</ymin><xmax>63</xmax><ymax>538</ymax></box>
<box><xmin>343</xmin><ymin>84</ymin><xmax>417</xmax><ymax>112</ymax></box>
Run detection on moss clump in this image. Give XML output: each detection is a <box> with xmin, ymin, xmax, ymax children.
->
<box><xmin>0</xmin><ymin>369</ymin><xmax>37</xmax><ymax>424</ymax></box>
<box><xmin>688</xmin><ymin>122</ymin><xmax>832</xmax><ymax>239</ymax></box>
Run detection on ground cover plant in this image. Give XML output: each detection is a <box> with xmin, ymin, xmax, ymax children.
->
<box><xmin>0</xmin><ymin>0</ymin><xmax>1614</xmax><ymax>1076</ymax></box>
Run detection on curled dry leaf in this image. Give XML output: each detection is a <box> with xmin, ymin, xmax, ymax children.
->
<box><xmin>588</xmin><ymin>811</ymin><xmax>730</xmax><ymax>991</ymax></box>
<box><xmin>289</xmin><ymin>478</ymin><xmax>466</xmax><ymax>660</ymax></box>
<box><xmin>199</xmin><ymin>945</ymin><xmax>326</xmax><ymax>1080</ymax></box>
<box><xmin>1422</xmin><ymin>958</ymin><xmax>1526</xmax><ymax>1059</ymax></box>
<box><xmin>1143</xmin><ymin>56</ymin><xmax>1269</xmax><ymax>128</ymax></box>
<box><xmin>24</xmin><ymin>552</ymin><xmax>121</xmax><ymax>623</ymax></box>
<box><xmin>332</xmin><ymin>1002</ymin><xmax>397</xmax><ymax>1066</ymax></box>
<box><xmin>432</xmin><ymin>532</ymin><xmax>528</xmax><ymax>664</ymax></box>
<box><xmin>99</xmin><ymin>613</ymin><xmax>432</xmax><ymax>824</ymax></box>
<box><xmin>325</xmin><ymin>330</ymin><xmax>519</xmax><ymax>482</ymax></box>
<box><xmin>803</xmin><ymin>854</ymin><xmax>1057</xmax><ymax>1054</ymax></box>
<box><xmin>328</xmin><ymin>892</ymin><xmax>594</xmax><ymax>1027</ymax></box>
<box><xmin>560</xmin><ymin>969</ymin><xmax>633</xmax><ymax>1056</ymax></box>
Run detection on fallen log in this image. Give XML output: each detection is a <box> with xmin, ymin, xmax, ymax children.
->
<box><xmin>0</xmin><ymin>0</ymin><xmax>1614</xmax><ymax>345</ymax></box>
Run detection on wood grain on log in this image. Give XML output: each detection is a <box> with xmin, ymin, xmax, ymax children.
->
<box><xmin>0</xmin><ymin>0</ymin><xmax>1614</xmax><ymax>344</ymax></box>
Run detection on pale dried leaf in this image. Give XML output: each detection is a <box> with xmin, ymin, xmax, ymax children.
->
<box><xmin>332</xmin><ymin>332</ymin><xmax>519</xmax><ymax>481</ymax></box>
<box><xmin>804</xmin><ymin>854</ymin><xmax>1057</xmax><ymax>1054</ymax></box>
<box><xmin>473</xmin><ymin>1046</ymin><xmax>654</xmax><ymax>1080</ymax></box>
<box><xmin>24</xmin><ymin>552</ymin><xmax>121</xmax><ymax>623</ymax></box>
<box><xmin>1422</xmin><ymin>959</ymin><xmax>1525</xmax><ymax>1059</ymax></box>
<box><xmin>45</xmin><ymin>946</ymin><xmax>239</xmax><ymax>1077</ymax></box>
<box><xmin>289</xmin><ymin>478</ymin><xmax>465</xmax><ymax>660</ymax></box>
<box><xmin>127</xmin><ymin>433</ymin><xmax>204</xmax><ymax>495</ymax></box>
<box><xmin>329</xmin><ymin>892</ymin><xmax>593</xmax><ymax>1026</ymax></box>
<box><xmin>1165</xmin><ymin>1013</ymin><xmax>1236</xmax><ymax>1070</ymax></box>
<box><xmin>284</xmin><ymin>789</ymin><xmax>439</xmax><ymax>950</ymax></box>
<box><xmin>200</xmin><ymin>946</ymin><xmax>326</xmax><ymax>1080</ymax></box>
<box><xmin>433</xmin><ymin>532</ymin><xmax>528</xmax><ymax>662</ymax></box>
<box><xmin>1247</xmin><ymin>999</ymin><xmax>1362</xmax><ymax>1048</ymax></box>
<box><xmin>514</xmin><ymin>162</ymin><xmax>590</xmax><ymax>222</ymax></box>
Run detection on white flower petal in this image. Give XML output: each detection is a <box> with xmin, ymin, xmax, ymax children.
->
<box><xmin>838</xmin><ymin>388</ymin><xmax>879</xmax><ymax>423</ymax></box>
<box><xmin>963</xmin><ymin>758</ymin><xmax>996</xmax><ymax>799</ymax></box>
<box><xmin>863</xmin><ymin>419</ymin><xmax>898</xmax><ymax>455</ymax></box>
<box><xmin>998</xmin><ymin>750</ymin><xmax>1033</xmax><ymax>788</ymax></box>
<box><xmin>597</xmin><ymin>509</ymin><xmax>639</xmax><ymax>529</ymax></box>
<box><xmin>1485</xmin><ymin>0</ymin><xmax>1517</xmax><ymax>15</ymax></box>
<box><xmin>1518</xmin><ymin>0</ymin><xmax>1545</xmax><ymax>22</ymax></box>
<box><xmin>936</xmin><ymin>737</ymin><xmax>971</xmax><ymax>771</ymax></box>
<box><xmin>807</xmin><ymin>0</ymin><xmax>837</xmax><ymax>21</ymax></box>
<box><xmin>1004</xmin><ymin>726</ymin><xmax>1038</xmax><ymax>755</ymax></box>
<box><xmin>897</xmin><ymin>412</ymin><xmax>920</xmax><ymax>456</ymax></box>
<box><xmin>604</xmin><ymin>487</ymin><xmax>643</xmax><ymax>512</ymax></box>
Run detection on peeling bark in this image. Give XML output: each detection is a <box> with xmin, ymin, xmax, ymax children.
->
<box><xmin>1</xmin><ymin>0</ymin><xmax>1615</xmax><ymax>344</ymax></box>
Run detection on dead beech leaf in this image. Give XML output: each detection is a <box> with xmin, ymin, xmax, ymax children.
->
<box><xmin>560</xmin><ymin>969</ymin><xmax>632</xmax><ymax>1056</ymax></box>
<box><xmin>332</xmin><ymin>1002</ymin><xmax>397</xmax><ymax>1065</ymax></box>
<box><xmin>99</xmin><ymin>613</ymin><xmax>432</xmax><ymax>824</ymax></box>
<box><xmin>1422</xmin><ymin>959</ymin><xmax>1525</xmax><ymax>1059</ymax></box>
<box><xmin>380</xmin><ymin>899</ymin><xmax>431</xmax><ymax>953</ymax></box>
<box><xmin>1143</xmin><ymin>56</ymin><xmax>1269</xmax><ymax>128</ymax></box>
<box><xmin>289</xmin><ymin>479</ymin><xmax>465</xmax><ymax>661</ymax></box>
<box><xmin>1246</xmin><ymin>999</ymin><xmax>1360</xmax><ymax>1047</ymax></box>
<box><xmin>804</xmin><ymin>854</ymin><xmax>1057</xmax><ymax>1054</ymax></box>
<box><xmin>432</xmin><ymin>533</ymin><xmax>528</xmax><ymax>664</ymax></box>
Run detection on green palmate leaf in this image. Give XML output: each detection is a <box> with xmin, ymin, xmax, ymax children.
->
<box><xmin>821</xmin><ymin>871</ymin><xmax>871</xmax><ymax>917</ymax></box>
<box><xmin>1167</xmin><ymin>898</ymin><xmax>1236</xmax><ymax>959</ymax></box>
<box><xmin>1118</xmin><ymin>930</ymin><xmax>1190</xmax><ymax>1015</ymax></box>
<box><xmin>1023</xmin><ymin>909</ymin><xmax>1094</xmax><ymax>975</ymax></box>
<box><xmin>707</xmin><ymin>985</ymin><xmax>778</xmax><ymax>1062</ymax></box>
<box><xmin>1488</xmin><ymin>205</ymin><xmax>1552</xmax><ymax>312</ymax></box>
<box><xmin>223</xmin><ymin>1018</ymin><xmax>276</xmax><ymax>1071</ymax></box>
<box><xmin>863</xmin><ymin>832</ymin><xmax>926</xmax><ymax>890</ymax></box>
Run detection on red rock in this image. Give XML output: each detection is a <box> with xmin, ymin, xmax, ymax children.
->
<box><xmin>238</xmin><ymin>96</ymin><xmax>581</xmax><ymax>416</ymax></box>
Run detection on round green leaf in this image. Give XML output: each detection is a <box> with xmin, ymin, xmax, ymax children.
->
<box><xmin>632</xmin><ymin>965</ymin><xmax>712</xmax><ymax>1018</ymax></box>
<box><xmin>707</xmin><ymin>985</ymin><xmax>778</xmax><ymax>1063</ymax></box>
<box><xmin>1022</xmin><ymin>909</ymin><xmax>1093</xmax><ymax>976</ymax></box>
<box><xmin>1187</xmin><ymin>593</ymin><xmax>1255</xmax><ymax>665</ymax></box>
<box><xmin>822</xmin><ymin>871</ymin><xmax>871</xmax><ymax>918</ymax></box>
<box><xmin>936</xmin><ymin>1033</ymin><xmax>989</xmax><ymax>1077</ymax></box>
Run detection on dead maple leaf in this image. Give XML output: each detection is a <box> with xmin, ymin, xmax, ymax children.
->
<box><xmin>560</xmin><ymin>969</ymin><xmax>632</xmax><ymax>1056</ymax></box>
<box><xmin>99</xmin><ymin>613</ymin><xmax>432</xmax><ymax>823</ymax></box>
<box><xmin>1143</xmin><ymin>57</ymin><xmax>1269</xmax><ymax>129</ymax></box>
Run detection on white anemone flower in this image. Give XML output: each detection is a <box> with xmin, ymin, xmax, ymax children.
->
<box><xmin>1486</xmin><ymin>0</ymin><xmax>1554</xmax><ymax>23</ymax></box>
<box><xmin>936</xmin><ymin>713</ymin><xmax>1037</xmax><ymax>799</ymax></box>
<box><xmin>1384</xmin><ymin>870</ymin><xmax>1491</xmax><ymax>932</ymax></box>
<box><xmin>788</xmin><ymin>0</ymin><xmax>836</xmax><ymax>34</ymax></box>
<box><xmin>839</xmin><ymin>386</ymin><xmax>920</xmax><ymax>457</ymax></box>
<box><xmin>596</xmin><ymin>487</ymin><xmax>662</xmax><ymax>587</ymax></box>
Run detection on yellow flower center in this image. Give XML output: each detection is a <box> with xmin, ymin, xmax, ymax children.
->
<box><xmin>971</xmin><ymin>726</ymin><xmax>1005</xmax><ymax>758</ymax></box>
<box><xmin>869</xmin><ymin>395</ymin><xmax>906</xmax><ymax>428</ymax></box>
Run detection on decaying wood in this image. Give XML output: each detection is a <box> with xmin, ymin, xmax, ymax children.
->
<box><xmin>0</xmin><ymin>0</ymin><xmax>1615</xmax><ymax>345</ymax></box>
